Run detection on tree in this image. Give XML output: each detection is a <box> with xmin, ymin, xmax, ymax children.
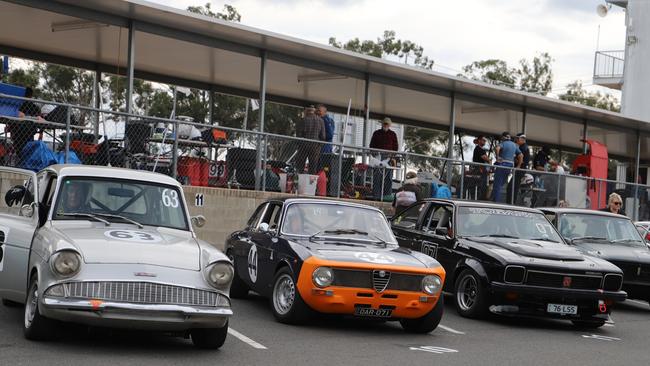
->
<box><xmin>461</xmin><ymin>53</ymin><xmax>554</xmax><ymax>95</ymax></box>
<box><xmin>558</xmin><ymin>80</ymin><xmax>620</xmax><ymax>112</ymax></box>
<box><xmin>329</xmin><ymin>30</ymin><xmax>434</xmax><ymax>70</ymax></box>
<box><xmin>187</xmin><ymin>2</ymin><xmax>241</xmax><ymax>22</ymax></box>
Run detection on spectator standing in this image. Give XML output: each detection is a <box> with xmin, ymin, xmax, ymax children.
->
<box><xmin>11</xmin><ymin>87</ymin><xmax>40</xmax><ymax>158</ymax></box>
<box><xmin>468</xmin><ymin>135</ymin><xmax>490</xmax><ymax>200</ymax></box>
<box><xmin>600</xmin><ymin>192</ymin><xmax>626</xmax><ymax>216</ymax></box>
<box><xmin>296</xmin><ymin>105</ymin><xmax>325</xmax><ymax>174</ymax></box>
<box><xmin>509</xmin><ymin>133</ymin><xmax>530</xmax><ymax>204</ymax></box>
<box><xmin>492</xmin><ymin>132</ymin><xmax>522</xmax><ymax>203</ymax></box>
<box><xmin>533</xmin><ymin>146</ymin><xmax>553</xmax><ymax>171</ymax></box>
<box><xmin>18</xmin><ymin>87</ymin><xmax>40</xmax><ymax>118</ymax></box>
<box><xmin>369</xmin><ymin>117</ymin><xmax>399</xmax><ymax>200</ymax></box>
<box><xmin>393</xmin><ymin>171</ymin><xmax>421</xmax><ymax>214</ymax></box>
<box><xmin>317</xmin><ymin>104</ymin><xmax>335</xmax><ymax>154</ymax></box>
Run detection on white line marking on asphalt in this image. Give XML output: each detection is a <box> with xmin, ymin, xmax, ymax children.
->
<box><xmin>604</xmin><ymin>323</ymin><xmax>615</xmax><ymax>327</ymax></box>
<box><xmin>438</xmin><ymin>324</ymin><xmax>465</xmax><ymax>334</ymax></box>
<box><xmin>581</xmin><ymin>334</ymin><xmax>620</xmax><ymax>341</ymax></box>
<box><xmin>410</xmin><ymin>346</ymin><xmax>459</xmax><ymax>354</ymax></box>
<box><xmin>228</xmin><ymin>328</ymin><xmax>267</xmax><ymax>349</ymax></box>
<box><xmin>626</xmin><ymin>299</ymin><xmax>648</xmax><ymax>306</ymax></box>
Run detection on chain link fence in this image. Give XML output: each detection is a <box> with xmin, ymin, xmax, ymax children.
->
<box><xmin>1</xmin><ymin>92</ymin><xmax>649</xmax><ymax>220</ymax></box>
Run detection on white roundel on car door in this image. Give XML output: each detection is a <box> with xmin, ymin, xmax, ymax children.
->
<box><xmin>0</xmin><ymin>226</ymin><xmax>8</xmax><ymax>272</ymax></box>
<box><xmin>248</xmin><ymin>245</ymin><xmax>258</xmax><ymax>283</ymax></box>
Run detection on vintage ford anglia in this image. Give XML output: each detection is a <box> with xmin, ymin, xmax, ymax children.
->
<box><xmin>0</xmin><ymin>165</ymin><xmax>233</xmax><ymax>349</ymax></box>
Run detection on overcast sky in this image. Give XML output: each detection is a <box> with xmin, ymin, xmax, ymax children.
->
<box><xmin>150</xmin><ymin>0</ymin><xmax>626</xmax><ymax>96</ymax></box>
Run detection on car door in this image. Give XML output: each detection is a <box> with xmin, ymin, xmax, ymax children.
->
<box><xmin>416</xmin><ymin>203</ymin><xmax>456</xmax><ymax>271</ymax></box>
<box><xmin>249</xmin><ymin>202</ymin><xmax>283</xmax><ymax>295</ymax></box>
<box><xmin>0</xmin><ymin>167</ymin><xmax>39</xmax><ymax>303</ymax></box>
<box><xmin>233</xmin><ymin>203</ymin><xmax>266</xmax><ymax>290</ymax></box>
<box><xmin>391</xmin><ymin>202</ymin><xmax>429</xmax><ymax>250</ymax></box>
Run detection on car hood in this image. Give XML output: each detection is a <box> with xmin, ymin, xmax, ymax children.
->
<box><xmin>574</xmin><ymin>242</ymin><xmax>650</xmax><ymax>264</ymax></box>
<box><xmin>51</xmin><ymin>221</ymin><xmax>200</xmax><ymax>271</ymax></box>
<box><xmin>295</xmin><ymin>240</ymin><xmax>428</xmax><ymax>268</ymax></box>
<box><xmin>463</xmin><ymin>237</ymin><xmax>584</xmax><ymax>261</ymax></box>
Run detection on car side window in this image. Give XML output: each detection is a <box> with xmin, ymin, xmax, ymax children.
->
<box><xmin>424</xmin><ymin>205</ymin><xmax>453</xmax><ymax>232</ymax></box>
<box><xmin>259</xmin><ymin>203</ymin><xmax>282</xmax><ymax>229</ymax></box>
<box><xmin>0</xmin><ymin>170</ymin><xmax>36</xmax><ymax>216</ymax></box>
<box><xmin>392</xmin><ymin>203</ymin><xmax>426</xmax><ymax>229</ymax></box>
<box><xmin>247</xmin><ymin>203</ymin><xmax>267</xmax><ymax>229</ymax></box>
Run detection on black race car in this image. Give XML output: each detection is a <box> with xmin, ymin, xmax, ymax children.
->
<box><xmin>541</xmin><ymin>208</ymin><xmax>650</xmax><ymax>306</ymax></box>
<box><xmin>225</xmin><ymin>198</ymin><xmax>447</xmax><ymax>333</ymax></box>
<box><xmin>390</xmin><ymin>199</ymin><xmax>626</xmax><ymax>328</ymax></box>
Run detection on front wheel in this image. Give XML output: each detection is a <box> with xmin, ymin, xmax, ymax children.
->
<box><xmin>23</xmin><ymin>275</ymin><xmax>55</xmax><ymax>341</ymax></box>
<box><xmin>400</xmin><ymin>295</ymin><xmax>444</xmax><ymax>333</ymax></box>
<box><xmin>454</xmin><ymin>269</ymin><xmax>488</xmax><ymax>319</ymax></box>
<box><xmin>571</xmin><ymin>320</ymin><xmax>605</xmax><ymax>329</ymax></box>
<box><xmin>270</xmin><ymin>267</ymin><xmax>311</xmax><ymax>324</ymax></box>
<box><xmin>191</xmin><ymin>322</ymin><xmax>229</xmax><ymax>349</ymax></box>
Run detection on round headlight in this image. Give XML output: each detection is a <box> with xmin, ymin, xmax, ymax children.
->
<box><xmin>51</xmin><ymin>250</ymin><xmax>81</xmax><ymax>277</ymax></box>
<box><xmin>208</xmin><ymin>262</ymin><xmax>234</xmax><ymax>287</ymax></box>
<box><xmin>312</xmin><ymin>267</ymin><xmax>334</xmax><ymax>288</ymax></box>
<box><xmin>422</xmin><ymin>275</ymin><xmax>442</xmax><ymax>295</ymax></box>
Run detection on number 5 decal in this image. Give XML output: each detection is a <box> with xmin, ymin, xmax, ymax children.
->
<box><xmin>162</xmin><ymin>189</ymin><xmax>179</xmax><ymax>208</ymax></box>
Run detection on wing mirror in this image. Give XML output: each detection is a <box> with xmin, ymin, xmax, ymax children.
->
<box><xmin>435</xmin><ymin>227</ymin><xmax>449</xmax><ymax>236</ymax></box>
<box><xmin>191</xmin><ymin>215</ymin><xmax>206</xmax><ymax>228</ymax></box>
<box><xmin>259</xmin><ymin>223</ymin><xmax>270</xmax><ymax>233</ymax></box>
<box><xmin>20</xmin><ymin>202</ymin><xmax>35</xmax><ymax>218</ymax></box>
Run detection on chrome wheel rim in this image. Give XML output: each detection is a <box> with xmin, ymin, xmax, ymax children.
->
<box><xmin>24</xmin><ymin>282</ymin><xmax>38</xmax><ymax>329</ymax></box>
<box><xmin>457</xmin><ymin>275</ymin><xmax>478</xmax><ymax>311</ymax></box>
<box><xmin>273</xmin><ymin>274</ymin><xmax>295</xmax><ymax>315</ymax></box>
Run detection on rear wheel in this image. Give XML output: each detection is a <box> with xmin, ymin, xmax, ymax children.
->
<box><xmin>23</xmin><ymin>275</ymin><xmax>55</xmax><ymax>341</ymax></box>
<box><xmin>572</xmin><ymin>320</ymin><xmax>605</xmax><ymax>329</ymax></box>
<box><xmin>191</xmin><ymin>322</ymin><xmax>229</xmax><ymax>349</ymax></box>
<box><xmin>400</xmin><ymin>295</ymin><xmax>444</xmax><ymax>333</ymax></box>
<box><xmin>227</xmin><ymin>251</ymin><xmax>249</xmax><ymax>299</ymax></box>
<box><xmin>270</xmin><ymin>267</ymin><xmax>310</xmax><ymax>324</ymax></box>
<box><xmin>454</xmin><ymin>269</ymin><xmax>488</xmax><ymax>318</ymax></box>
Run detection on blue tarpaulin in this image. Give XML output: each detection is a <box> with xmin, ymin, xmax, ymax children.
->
<box><xmin>18</xmin><ymin>141</ymin><xmax>81</xmax><ymax>171</ymax></box>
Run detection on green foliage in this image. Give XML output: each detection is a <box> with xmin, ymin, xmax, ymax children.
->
<box><xmin>461</xmin><ymin>53</ymin><xmax>554</xmax><ymax>95</ymax></box>
<box><xmin>329</xmin><ymin>30</ymin><xmax>434</xmax><ymax>69</ymax></box>
<box><xmin>558</xmin><ymin>80</ymin><xmax>620</xmax><ymax>112</ymax></box>
<box><xmin>187</xmin><ymin>2</ymin><xmax>241</xmax><ymax>22</ymax></box>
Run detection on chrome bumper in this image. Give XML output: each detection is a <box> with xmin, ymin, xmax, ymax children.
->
<box><xmin>41</xmin><ymin>297</ymin><xmax>232</xmax><ymax>331</ymax></box>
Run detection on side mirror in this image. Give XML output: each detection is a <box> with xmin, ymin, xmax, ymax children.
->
<box><xmin>435</xmin><ymin>227</ymin><xmax>449</xmax><ymax>236</ymax></box>
<box><xmin>191</xmin><ymin>215</ymin><xmax>206</xmax><ymax>228</ymax></box>
<box><xmin>20</xmin><ymin>203</ymin><xmax>35</xmax><ymax>218</ymax></box>
<box><xmin>259</xmin><ymin>222</ymin><xmax>270</xmax><ymax>233</ymax></box>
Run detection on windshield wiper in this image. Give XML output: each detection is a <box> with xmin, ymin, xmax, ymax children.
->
<box><xmin>93</xmin><ymin>213</ymin><xmax>144</xmax><ymax>228</ymax></box>
<box><xmin>473</xmin><ymin>234</ymin><xmax>519</xmax><ymax>239</ymax></box>
<box><xmin>611</xmin><ymin>238</ymin><xmax>643</xmax><ymax>244</ymax></box>
<box><xmin>60</xmin><ymin>212</ymin><xmax>110</xmax><ymax>226</ymax></box>
<box><xmin>528</xmin><ymin>237</ymin><xmax>561</xmax><ymax>243</ymax></box>
<box><xmin>323</xmin><ymin>229</ymin><xmax>369</xmax><ymax>235</ymax></box>
<box><xmin>569</xmin><ymin>236</ymin><xmax>609</xmax><ymax>244</ymax></box>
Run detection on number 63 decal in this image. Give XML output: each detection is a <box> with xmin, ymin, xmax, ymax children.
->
<box><xmin>104</xmin><ymin>229</ymin><xmax>163</xmax><ymax>243</ymax></box>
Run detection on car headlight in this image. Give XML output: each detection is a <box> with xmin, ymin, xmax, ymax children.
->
<box><xmin>207</xmin><ymin>262</ymin><xmax>234</xmax><ymax>288</ymax></box>
<box><xmin>422</xmin><ymin>275</ymin><xmax>443</xmax><ymax>295</ymax></box>
<box><xmin>312</xmin><ymin>267</ymin><xmax>334</xmax><ymax>288</ymax></box>
<box><xmin>50</xmin><ymin>250</ymin><xmax>81</xmax><ymax>278</ymax></box>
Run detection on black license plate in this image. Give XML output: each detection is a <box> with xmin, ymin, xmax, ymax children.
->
<box><xmin>354</xmin><ymin>307</ymin><xmax>393</xmax><ymax>318</ymax></box>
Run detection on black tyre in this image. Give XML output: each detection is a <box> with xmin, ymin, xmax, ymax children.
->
<box><xmin>191</xmin><ymin>322</ymin><xmax>229</xmax><ymax>349</ymax></box>
<box><xmin>270</xmin><ymin>267</ymin><xmax>311</xmax><ymax>324</ymax></box>
<box><xmin>23</xmin><ymin>275</ymin><xmax>55</xmax><ymax>341</ymax></box>
<box><xmin>227</xmin><ymin>251</ymin><xmax>249</xmax><ymax>299</ymax></box>
<box><xmin>454</xmin><ymin>269</ymin><xmax>489</xmax><ymax>318</ymax></box>
<box><xmin>2</xmin><ymin>298</ymin><xmax>22</xmax><ymax>307</ymax></box>
<box><xmin>400</xmin><ymin>295</ymin><xmax>444</xmax><ymax>333</ymax></box>
<box><xmin>571</xmin><ymin>320</ymin><xmax>606</xmax><ymax>329</ymax></box>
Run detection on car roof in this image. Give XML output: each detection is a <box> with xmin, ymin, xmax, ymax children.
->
<box><xmin>538</xmin><ymin>207</ymin><xmax>630</xmax><ymax>219</ymax></box>
<box><xmin>423</xmin><ymin>199</ymin><xmax>544</xmax><ymax>214</ymax></box>
<box><xmin>266</xmin><ymin>197</ymin><xmax>384</xmax><ymax>212</ymax></box>
<box><xmin>43</xmin><ymin>164</ymin><xmax>181</xmax><ymax>187</ymax></box>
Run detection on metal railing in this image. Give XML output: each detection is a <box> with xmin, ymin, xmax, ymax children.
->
<box><xmin>594</xmin><ymin>50</ymin><xmax>625</xmax><ymax>79</ymax></box>
<box><xmin>1</xmin><ymin>92</ymin><xmax>648</xmax><ymax>220</ymax></box>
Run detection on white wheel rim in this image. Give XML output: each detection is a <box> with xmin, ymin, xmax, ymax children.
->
<box><xmin>24</xmin><ymin>282</ymin><xmax>38</xmax><ymax>329</ymax></box>
<box><xmin>273</xmin><ymin>274</ymin><xmax>295</xmax><ymax>315</ymax></box>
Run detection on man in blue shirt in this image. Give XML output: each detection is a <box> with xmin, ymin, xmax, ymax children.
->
<box><xmin>492</xmin><ymin>132</ymin><xmax>522</xmax><ymax>203</ymax></box>
<box><xmin>317</xmin><ymin>104</ymin><xmax>335</xmax><ymax>154</ymax></box>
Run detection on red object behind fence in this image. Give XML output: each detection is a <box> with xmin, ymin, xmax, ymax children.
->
<box><xmin>572</xmin><ymin>139</ymin><xmax>608</xmax><ymax>209</ymax></box>
<box><xmin>178</xmin><ymin>156</ymin><xmax>209</xmax><ymax>186</ymax></box>
<box><xmin>317</xmin><ymin>170</ymin><xmax>327</xmax><ymax>196</ymax></box>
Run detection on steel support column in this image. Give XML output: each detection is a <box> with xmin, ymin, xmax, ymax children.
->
<box><xmin>362</xmin><ymin>73</ymin><xmax>370</xmax><ymax>147</ymax></box>
<box><xmin>522</xmin><ymin>107</ymin><xmax>527</xmax><ymax>134</ymax></box>
<box><xmin>126</xmin><ymin>21</ymin><xmax>135</xmax><ymax>114</ymax></box>
<box><xmin>446</xmin><ymin>93</ymin><xmax>457</xmax><ymax>184</ymax></box>
<box><xmin>255</xmin><ymin>51</ymin><xmax>268</xmax><ymax>191</ymax></box>
<box><xmin>634</xmin><ymin>130</ymin><xmax>641</xmax><ymax>220</ymax></box>
<box><xmin>93</xmin><ymin>68</ymin><xmax>101</xmax><ymax>144</ymax></box>
<box><xmin>582</xmin><ymin>119</ymin><xmax>588</xmax><ymax>154</ymax></box>
<box><xmin>208</xmin><ymin>87</ymin><xmax>214</xmax><ymax>125</ymax></box>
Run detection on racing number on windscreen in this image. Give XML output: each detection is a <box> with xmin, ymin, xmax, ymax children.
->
<box><xmin>162</xmin><ymin>189</ymin><xmax>179</xmax><ymax>208</ymax></box>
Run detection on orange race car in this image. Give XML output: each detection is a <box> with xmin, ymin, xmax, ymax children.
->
<box><xmin>225</xmin><ymin>198</ymin><xmax>446</xmax><ymax>333</ymax></box>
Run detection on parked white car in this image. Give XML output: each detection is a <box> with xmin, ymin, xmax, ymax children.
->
<box><xmin>0</xmin><ymin>165</ymin><xmax>233</xmax><ymax>349</ymax></box>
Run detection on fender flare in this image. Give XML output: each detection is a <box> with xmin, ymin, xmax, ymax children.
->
<box><xmin>452</xmin><ymin>258</ymin><xmax>490</xmax><ymax>288</ymax></box>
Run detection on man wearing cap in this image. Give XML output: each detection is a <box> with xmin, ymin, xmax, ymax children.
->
<box><xmin>492</xmin><ymin>132</ymin><xmax>522</xmax><ymax>203</ymax></box>
<box><xmin>296</xmin><ymin>105</ymin><xmax>326</xmax><ymax>174</ymax></box>
<box><xmin>468</xmin><ymin>135</ymin><xmax>490</xmax><ymax>200</ymax></box>
<box><xmin>370</xmin><ymin>118</ymin><xmax>399</xmax><ymax>199</ymax></box>
<box><xmin>508</xmin><ymin>133</ymin><xmax>531</xmax><ymax>204</ymax></box>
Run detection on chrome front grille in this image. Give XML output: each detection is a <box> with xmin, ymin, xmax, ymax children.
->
<box><xmin>331</xmin><ymin>269</ymin><xmax>422</xmax><ymax>292</ymax></box>
<box><xmin>372</xmin><ymin>270</ymin><xmax>391</xmax><ymax>293</ymax></box>
<box><xmin>56</xmin><ymin>281</ymin><xmax>221</xmax><ymax>307</ymax></box>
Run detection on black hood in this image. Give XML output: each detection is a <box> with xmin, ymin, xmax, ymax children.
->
<box><xmin>574</xmin><ymin>242</ymin><xmax>650</xmax><ymax>264</ymax></box>
<box><xmin>294</xmin><ymin>240</ymin><xmax>428</xmax><ymax>268</ymax></box>
<box><xmin>464</xmin><ymin>237</ymin><xmax>584</xmax><ymax>261</ymax></box>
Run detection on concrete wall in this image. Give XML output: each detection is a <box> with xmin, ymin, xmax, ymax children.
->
<box><xmin>182</xmin><ymin>187</ymin><xmax>392</xmax><ymax>250</ymax></box>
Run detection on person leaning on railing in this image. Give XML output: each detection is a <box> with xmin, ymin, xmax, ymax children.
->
<box><xmin>492</xmin><ymin>132</ymin><xmax>522</xmax><ymax>203</ymax></box>
<box><xmin>370</xmin><ymin>117</ymin><xmax>398</xmax><ymax>200</ymax></box>
<box><xmin>10</xmin><ymin>87</ymin><xmax>41</xmax><ymax>158</ymax></box>
<box><xmin>393</xmin><ymin>171</ymin><xmax>421</xmax><ymax>215</ymax></box>
<box><xmin>295</xmin><ymin>105</ymin><xmax>326</xmax><ymax>175</ymax></box>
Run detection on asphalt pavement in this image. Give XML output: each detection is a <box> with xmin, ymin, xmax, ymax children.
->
<box><xmin>1</xmin><ymin>294</ymin><xmax>649</xmax><ymax>366</ymax></box>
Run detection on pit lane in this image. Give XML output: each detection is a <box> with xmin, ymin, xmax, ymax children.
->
<box><xmin>0</xmin><ymin>295</ymin><xmax>648</xmax><ymax>366</ymax></box>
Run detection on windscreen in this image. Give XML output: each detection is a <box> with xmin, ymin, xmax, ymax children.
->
<box><xmin>52</xmin><ymin>177</ymin><xmax>188</xmax><ymax>230</ymax></box>
<box><xmin>281</xmin><ymin>202</ymin><xmax>396</xmax><ymax>244</ymax></box>
<box><xmin>457</xmin><ymin>207</ymin><xmax>563</xmax><ymax>243</ymax></box>
<box><xmin>559</xmin><ymin>213</ymin><xmax>645</xmax><ymax>247</ymax></box>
